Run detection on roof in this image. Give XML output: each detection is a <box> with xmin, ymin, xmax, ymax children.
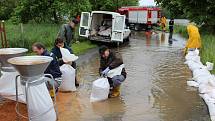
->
<box><xmin>118</xmin><ymin>6</ymin><xmax>161</xmax><ymax>11</ymax></box>
<box><xmin>92</xmin><ymin>11</ymin><xmax>121</xmax><ymax>15</ymax></box>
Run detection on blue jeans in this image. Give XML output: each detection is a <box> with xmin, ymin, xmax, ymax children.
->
<box><xmin>109</xmin><ymin>75</ymin><xmax>125</xmax><ymax>87</ymax></box>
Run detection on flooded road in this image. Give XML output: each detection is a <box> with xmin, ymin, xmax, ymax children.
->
<box><xmin>0</xmin><ymin>32</ymin><xmax>210</xmax><ymax>121</ymax></box>
<box><xmin>58</xmin><ymin>32</ymin><xmax>209</xmax><ymax>121</ymax></box>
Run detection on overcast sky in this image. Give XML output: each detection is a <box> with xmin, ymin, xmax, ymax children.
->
<box><xmin>139</xmin><ymin>0</ymin><xmax>156</xmax><ymax>6</ymax></box>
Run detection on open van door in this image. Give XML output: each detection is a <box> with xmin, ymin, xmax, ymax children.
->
<box><xmin>79</xmin><ymin>12</ymin><xmax>91</xmax><ymax>37</ymax></box>
<box><xmin>112</xmin><ymin>15</ymin><xmax>125</xmax><ymax>42</ymax></box>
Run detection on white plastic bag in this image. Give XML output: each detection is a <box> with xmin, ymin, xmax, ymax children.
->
<box><xmin>193</xmin><ymin>68</ymin><xmax>211</xmax><ymax>79</ymax></box>
<box><xmin>107</xmin><ymin>64</ymin><xmax>125</xmax><ymax>78</ymax></box>
<box><xmin>90</xmin><ymin>78</ymin><xmax>110</xmax><ymax>102</ymax></box>
<box><xmin>206</xmin><ymin>62</ymin><xmax>214</xmax><ymax>71</ymax></box>
<box><xmin>194</xmin><ymin>75</ymin><xmax>213</xmax><ymax>84</ymax></box>
<box><xmin>24</xmin><ymin>82</ymin><xmax>56</xmax><ymax>121</ymax></box>
<box><xmin>199</xmin><ymin>84</ymin><xmax>214</xmax><ymax>94</ymax></box>
<box><xmin>187</xmin><ymin>81</ymin><xmax>199</xmax><ymax>87</ymax></box>
<box><xmin>0</xmin><ymin>71</ymin><xmax>25</xmax><ymax>103</ymax></box>
<box><xmin>60</xmin><ymin>47</ymin><xmax>78</xmax><ymax>63</ymax></box>
<box><xmin>59</xmin><ymin>64</ymin><xmax>76</xmax><ymax>92</ymax></box>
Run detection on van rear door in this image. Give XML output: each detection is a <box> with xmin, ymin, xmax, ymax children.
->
<box><xmin>112</xmin><ymin>15</ymin><xmax>125</xmax><ymax>42</ymax></box>
<box><xmin>79</xmin><ymin>12</ymin><xmax>91</xmax><ymax>37</ymax></box>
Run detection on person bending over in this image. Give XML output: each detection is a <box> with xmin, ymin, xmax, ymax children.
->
<box><xmin>99</xmin><ymin>46</ymin><xmax>127</xmax><ymax>98</ymax></box>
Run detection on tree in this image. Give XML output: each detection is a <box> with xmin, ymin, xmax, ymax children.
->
<box><xmin>90</xmin><ymin>0</ymin><xmax>138</xmax><ymax>11</ymax></box>
<box><xmin>11</xmin><ymin>0</ymin><xmax>92</xmax><ymax>23</ymax></box>
<box><xmin>0</xmin><ymin>0</ymin><xmax>17</xmax><ymax>20</ymax></box>
<box><xmin>155</xmin><ymin>0</ymin><xmax>215</xmax><ymax>29</ymax></box>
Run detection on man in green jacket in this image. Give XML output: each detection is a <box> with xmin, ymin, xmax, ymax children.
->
<box><xmin>58</xmin><ymin>18</ymin><xmax>79</xmax><ymax>47</ymax></box>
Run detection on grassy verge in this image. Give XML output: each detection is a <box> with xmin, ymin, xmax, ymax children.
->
<box><xmin>174</xmin><ymin>25</ymin><xmax>215</xmax><ymax>74</ymax></box>
<box><xmin>4</xmin><ymin>22</ymin><xmax>97</xmax><ymax>55</ymax></box>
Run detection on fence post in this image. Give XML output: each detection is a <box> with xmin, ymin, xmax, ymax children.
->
<box><xmin>0</xmin><ymin>20</ymin><xmax>8</xmax><ymax>48</ymax></box>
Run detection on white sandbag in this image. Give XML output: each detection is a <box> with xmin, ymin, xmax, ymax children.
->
<box><xmin>200</xmin><ymin>94</ymin><xmax>215</xmax><ymax>121</ymax></box>
<box><xmin>185</xmin><ymin>55</ymin><xmax>201</xmax><ymax>63</ymax></box>
<box><xmin>185</xmin><ymin>60</ymin><xmax>206</xmax><ymax>71</ymax></box>
<box><xmin>194</xmin><ymin>75</ymin><xmax>213</xmax><ymax>84</ymax></box>
<box><xmin>60</xmin><ymin>47</ymin><xmax>78</xmax><ymax>63</ymax></box>
<box><xmin>208</xmin><ymin>91</ymin><xmax>215</xmax><ymax>99</ymax></box>
<box><xmin>193</xmin><ymin>68</ymin><xmax>211</xmax><ymax>79</ymax></box>
<box><xmin>107</xmin><ymin>64</ymin><xmax>125</xmax><ymax>78</ymax></box>
<box><xmin>186</xmin><ymin>49</ymin><xmax>199</xmax><ymax>56</ymax></box>
<box><xmin>0</xmin><ymin>71</ymin><xmax>25</xmax><ymax>103</ymax></box>
<box><xmin>187</xmin><ymin>81</ymin><xmax>199</xmax><ymax>87</ymax></box>
<box><xmin>59</xmin><ymin>64</ymin><xmax>76</xmax><ymax>92</ymax></box>
<box><xmin>209</xmin><ymin>76</ymin><xmax>215</xmax><ymax>87</ymax></box>
<box><xmin>90</xmin><ymin>78</ymin><xmax>110</xmax><ymax>102</ymax></box>
<box><xmin>206</xmin><ymin>62</ymin><xmax>214</xmax><ymax>71</ymax></box>
<box><xmin>199</xmin><ymin>84</ymin><xmax>215</xmax><ymax>94</ymax></box>
<box><xmin>24</xmin><ymin>82</ymin><xmax>56</xmax><ymax>121</ymax></box>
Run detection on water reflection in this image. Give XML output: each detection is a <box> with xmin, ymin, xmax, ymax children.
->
<box><xmin>92</xmin><ymin>98</ymin><xmax>125</xmax><ymax>121</ymax></box>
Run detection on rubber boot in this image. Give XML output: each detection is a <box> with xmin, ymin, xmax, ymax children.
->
<box><xmin>109</xmin><ymin>85</ymin><xmax>120</xmax><ymax>98</ymax></box>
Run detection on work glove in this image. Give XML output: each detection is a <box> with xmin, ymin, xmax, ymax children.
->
<box><xmin>101</xmin><ymin>67</ymin><xmax>110</xmax><ymax>77</ymax></box>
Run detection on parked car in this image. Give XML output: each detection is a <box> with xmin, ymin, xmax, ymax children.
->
<box><xmin>79</xmin><ymin>11</ymin><xmax>131</xmax><ymax>43</ymax></box>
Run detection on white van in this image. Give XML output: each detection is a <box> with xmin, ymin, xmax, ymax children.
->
<box><xmin>79</xmin><ymin>11</ymin><xmax>131</xmax><ymax>43</ymax></box>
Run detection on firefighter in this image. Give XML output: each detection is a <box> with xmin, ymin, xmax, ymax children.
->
<box><xmin>160</xmin><ymin>16</ymin><xmax>167</xmax><ymax>32</ymax></box>
<box><xmin>99</xmin><ymin>46</ymin><xmax>127</xmax><ymax>98</ymax></box>
<box><xmin>184</xmin><ymin>23</ymin><xmax>201</xmax><ymax>54</ymax></box>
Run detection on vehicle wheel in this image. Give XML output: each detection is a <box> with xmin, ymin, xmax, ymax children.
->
<box><xmin>134</xmin><ymin>24</ymin><xmax>140</xmax><ymax>31</ymax></box>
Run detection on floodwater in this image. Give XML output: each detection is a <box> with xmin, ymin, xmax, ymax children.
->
<box><xmin>58</xmin><ymin>32</ymin><xmax>210</xmax><ymax>121</ymax></box>
<box><xmin>0</xmin><ymin>31</ymin><xmax>210</xmax><ymax>121</ymax></box>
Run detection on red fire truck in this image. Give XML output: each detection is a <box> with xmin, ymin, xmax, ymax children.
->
<box><xmin>117</xmin><ymin>6</ymin><xmax>161</xmax><ymax>30</ymax></box>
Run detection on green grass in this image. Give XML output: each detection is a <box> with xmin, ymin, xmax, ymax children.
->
<box><xmin>72</xmin><ymin>41</ymin><xmax>97</xmax><ymax>55</ymax></box>
<box><xmin>4</xmin><ymin>22</ymin><xmax>97</xmax><ymax>55</ymax></box>
<box><xmin>174</xmin><ymin>25</ymin><xmax>215</xmax><ymax>74</ymax></box>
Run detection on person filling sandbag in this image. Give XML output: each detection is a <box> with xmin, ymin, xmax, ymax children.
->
<box><xmin>51</xmin><ymin>38</ymin><xmax>79</xmax><ymax>87</ymax></box>
<box><xmin>184</xmin><ymin>23</ymin><xmax>201</xmax><ymax>54</ymax></box>
<box><xmin>99</xmin><ymin>46</ymin><xmax>127</xmax><ymax>98</ymax></box>
<box><xmin>59</xmin><ymin>47</ymin><xmax>78</xmax><ymax>92</ymax></box>
<box><xmin>32</xmin><ymin>42</ymin><xmax>62</xmax><ymax>97</ymax></box>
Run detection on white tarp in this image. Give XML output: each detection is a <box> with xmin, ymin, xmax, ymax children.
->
<box><xmin>59</xmin><ymin>64</ymin><xmax>76</xmax><ymax>92</ymax></box>
<box><xmin>0</xmin><ymin>71</ymin><xmax>25</xmax><ymax>103</ymax></box>
<box><xmin>90</xmin><ymin>78</ymin><xmax>110</xmax><ymax>102</ymax></box>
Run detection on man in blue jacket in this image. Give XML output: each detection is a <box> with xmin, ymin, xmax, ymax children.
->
<box><xmin>32</xmin><ymin>42</ymin><xmax>62</xmax><ymax>95</ymax></box>
<box><xmin>51</xmin><ymin>38</ymin><xmax>79</xmax><ymax>86</ymax></box>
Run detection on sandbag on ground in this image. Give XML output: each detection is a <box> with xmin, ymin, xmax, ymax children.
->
<box><xmin>0</xmin><ymin>71</ymin><xmax>25</xmax><ymax>103</ymax></box>
<box><xmin>193</xmin><ymin>68</ymin><xmax>211</xmax><ymax>79</ymax></box>
<box><xmin>59</xmin><ymin>64</ymin><xmax>76</xmax><ymax>92</ymax></box>
<box><xmin>200</xmin><ymin>94</ymin><xmax>215</xmax><ymax>121</ymax></box>
<box><xmin>90</xmin><ymin>78</ymin><xmax>110</xmax><ymax>102</ymax></box>
<box><xmin>22</xmin><ymin>82</ymin><xmax>56</xmax><ymax>121</ymax></box>
<box><xmin>187</xmin><ymin>81</ymin><xmax>199</xmax><ymax>87</ymax></box>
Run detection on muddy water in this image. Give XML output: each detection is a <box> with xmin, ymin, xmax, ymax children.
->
<box><xmin>0</xmin><ymin>32</ymin><xmax>210</xmax><ymax>121</ymax></box>
<box><xmin>57</xmin><ymin>32</ymin><xmax>210</xmax><ymax>121</ymax></box>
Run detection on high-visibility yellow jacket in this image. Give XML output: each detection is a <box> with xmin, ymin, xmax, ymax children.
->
<box><xmin>186</xmin><ymin>24</ymin><xmax>201</xmax><ymax>49</ymax></box>
<box><xmin>160</xmin><ymin>17</ymin><xmax>167</xmax><ymax>30</ymax></box>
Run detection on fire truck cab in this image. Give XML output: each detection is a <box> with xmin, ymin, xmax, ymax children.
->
<box><xmin>117</xmin><ymin>6</ymin><xmax>161</xmax><ymax>31</ymax></box>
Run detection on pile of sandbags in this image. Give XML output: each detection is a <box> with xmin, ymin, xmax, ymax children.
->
<box><xmin>98</xmin><ymin>26</ymin><xmax>112</xmax><ymax>37</ymax></box>
<box><xmin>185</xmin><ymin>49</ymin><xmax>215</xmax><ymax>121</ymax></box>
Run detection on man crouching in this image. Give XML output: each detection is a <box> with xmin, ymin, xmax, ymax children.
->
<box><xmin>99</xmin><ymin>46</ymin><xmax>127</xmax><ymax>98</ymax></box>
